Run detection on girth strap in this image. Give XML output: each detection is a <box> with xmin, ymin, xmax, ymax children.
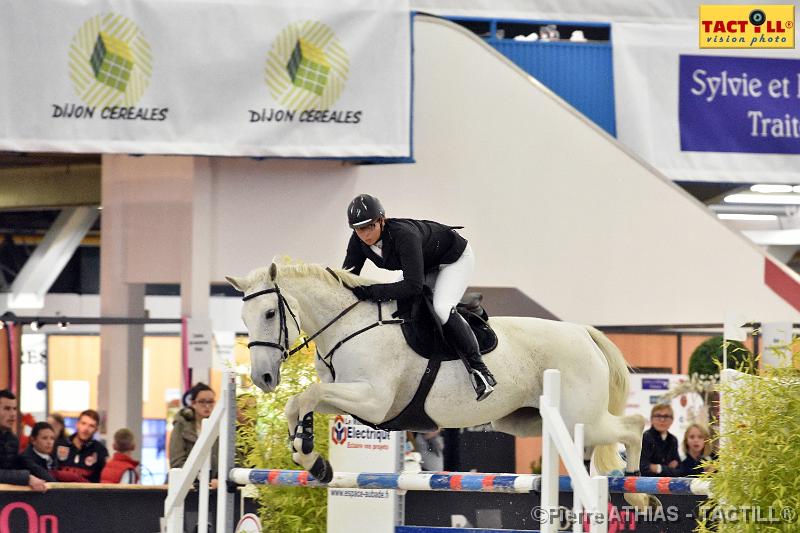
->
<box><xmin>353</xmin><ymin>357</ymin><xmax>441</xmax><ymax>432</ymax></box>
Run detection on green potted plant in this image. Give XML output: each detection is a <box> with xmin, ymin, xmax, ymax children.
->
<box><xmin>237</xmin><ymin>344</ymin><xmax>329</xmax><ymax>532</ymax></box>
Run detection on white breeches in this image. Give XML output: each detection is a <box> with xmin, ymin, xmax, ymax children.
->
<box><xmin>394</xmin><ymin>243</ymin><xmax>475</xmax><ymax>324</ymax></box>
<box><xmin>431</xmin><ymin>243</ymin><xmax>475</xmax><ymax>323</ymax></box>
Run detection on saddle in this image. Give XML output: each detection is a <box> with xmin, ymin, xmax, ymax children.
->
<box><xmin>352</xmin><ymin>287</ymin><xmax>498</xmax><ymax>433</ymax></box>
<box><xmin>394</xmin><ymin>287</ymin><xmax>498</xmax><ymax>360</ymax></box>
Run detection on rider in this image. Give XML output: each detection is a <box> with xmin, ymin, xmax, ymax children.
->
<box><xmin>342</xmin><ymin>193</ymin><xmax>497</xmax><ymax>401</ymax></box>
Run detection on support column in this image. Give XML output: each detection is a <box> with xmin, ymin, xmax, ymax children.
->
<box><xmin>98</xmin><ymin>154</ymin><xmax>146</xmax><ymax>456</ymax></box>
<box><xmin>98</xmin><ymin>154</ymin><xmax>195</xmax><ymax>457</ymax></box>
<box><xmin>98</xmin><ymin>286</ymin><xmax>145</xmax><ymax>456</ymax></box>
<box><xmin>181</xmin><ymin>157</ymin><xmax>213</xmax><ymax>387</ymax></box>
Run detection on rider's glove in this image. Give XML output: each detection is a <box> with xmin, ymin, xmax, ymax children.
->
<box><xmin>352</xmin><ymin>285</ymin><xmax>372</xmax><ymax>301</ymax></box>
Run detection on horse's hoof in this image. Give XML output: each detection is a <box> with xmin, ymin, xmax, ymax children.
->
<box><xmin>310</xmin><ymin>456</ymin><xmax>334</xmax><ymax>484</ymax></box>
<box><xmin>292</xmin><ymin>452</ymin><xmax>302</xmax><ymax>466</ymax></box>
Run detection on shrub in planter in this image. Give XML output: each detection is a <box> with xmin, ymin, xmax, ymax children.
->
<box><xmin>237</xmin><ymin>344</ymin><xmax>329</xmax><ymax>532</ymax></box>
<box><xmin>697</xmin><ymin>363</ymin><xmax>800</xmax><ymax>532</ymax></box>
<box><xmin>688</xmin><ymin>336</ymin><xmax>752</xmax><ymax>377</ymax></box>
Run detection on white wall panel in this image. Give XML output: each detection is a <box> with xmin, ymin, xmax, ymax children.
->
<box><xmin>83</xmin><ymin>17</ymin><xmax>798</xmax><ymax>326</ymax></box>
<box><xmin>206</xmin><ymin>17</ymin><xmax>798</xmax><ymax>325</ymax></box>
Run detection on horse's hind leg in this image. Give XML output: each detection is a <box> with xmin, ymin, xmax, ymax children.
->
<box><xmin>587</xmin><ymin>413</ymin><xmax>659</xmax><ymax>510</ymax></box>
<box><xmin>617</xmin><ymin>414</ymin><xmax>647</xmax><ymax>475</ymax></box>
<box><xmin>585</xmin><ymin>413</ymin><xmax>645</xmax><ymax>473</ymax></box>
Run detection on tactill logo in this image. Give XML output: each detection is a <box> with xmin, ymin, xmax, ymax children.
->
<box><xmin>69</xmin><ymin>13</ymin><xmax>152</xmax><ymax>106</ymax></box>
<box><xmin>699</xmin><ymin>5</ymin><xmax>795</xmax><ymax>48</ymax></box>
<box><xmin>265</xmin><ymin>21</ymin><xmax>350</xmax><ymax>112</ymax></box>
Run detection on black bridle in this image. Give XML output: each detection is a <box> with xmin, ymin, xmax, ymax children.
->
<box><xmin>242</xmin><ymin>286</ymin><xmax>302</xmax><ymax>360</ymax></box>
<box><xmin>242</xmin><ymin>280</ymin><xmax>361</xmax><ymax>361</ymax></box>
<box><xmin>242</xmin><ymin>269</ymin><xmax>403</xmax><ymax>379</ymax></box>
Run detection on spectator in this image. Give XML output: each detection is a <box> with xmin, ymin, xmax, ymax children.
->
<box><xmin>21</xmin><ymin>422</ymin><xmax>57</xmax><ymax>482</ymax></box>
<box><xmin>412</xmin><ymin>430</ymin><xmax>445</xmax><ymax>471</ymax></box>
<box><xmin>0</xmin><ymin>390</ymin><xmax>47</xmax><ymax>491</ymax></box>
<box><xmin>101</xmin><ymin>428</ymin><xmax>139</xmax><ymax>484</ymax></box>
<box><xmin>55</xmin><ymin>409</ymin><xmax>108</xmax><ymax>483</ymax></box>
<box><xmin>18</xmin><ymin>412</ymin><xmax>37</xmax><ymax>452</ymax></box>
<box><xmin>169</xmin><ymin>383</ymin><xmax>217</xmax><ymax>474</ymax></box>
<box><xmin>679</xmin><ymin>423</ymin><xmax>712</xmax><ymax>477</ymax></box>
<box><xmin>47</xmin><ymin>413</ymin><xmax>70</xmax><ymax>446</ymax></box>
<box><xmin>640</xmin><ymin>404</ymin><xmax>681</xmax><ymax>476</ymax></box>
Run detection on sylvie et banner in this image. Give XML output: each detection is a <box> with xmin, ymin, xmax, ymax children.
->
<box><xmin>0</xmin><ymin>0</ymin><xmax>412</xmax><ymax>159</ymax></box>
<box><xmin>680</xmin><ymin>55</ymin><xmax>800</xmax><ymax>155</ymax></box>
<box><xmin>614</xmin><ymin>22</ymin><xmax>800</xmax><ymax>183</ymax></box>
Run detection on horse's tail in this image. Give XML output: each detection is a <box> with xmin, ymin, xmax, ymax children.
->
<box><xmin>586</xmin><ymin>325</ymin><xmax>629</xmax><ymax>473</ymax></box>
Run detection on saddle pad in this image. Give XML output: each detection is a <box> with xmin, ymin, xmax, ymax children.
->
<box><xmin>395</xmin><ymin>289</ymin><xmax>498</xmax><ymax>360</ymax></box>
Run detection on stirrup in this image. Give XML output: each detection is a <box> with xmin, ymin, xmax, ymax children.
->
<box><xmin>470</xmin><ymin>370</ymin><xmax>495</xmax><ymax>401</ymax></box>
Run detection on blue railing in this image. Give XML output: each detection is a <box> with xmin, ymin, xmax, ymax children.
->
<box><xmin>446</xmin><ymin>17</ymin><xmax>617</xmax><ymax>136</ymax></box>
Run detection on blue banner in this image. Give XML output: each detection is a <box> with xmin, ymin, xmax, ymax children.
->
<box><xmin>679</xmin><ymin>55</ymin><xmax>800</xmax><ymax>154</ymax></box>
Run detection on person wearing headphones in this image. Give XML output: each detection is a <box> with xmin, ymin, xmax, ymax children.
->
<box><xmin>169</xmin><ymin>383</ymin><xmax>218</xmax><ymax>475</ymax></box>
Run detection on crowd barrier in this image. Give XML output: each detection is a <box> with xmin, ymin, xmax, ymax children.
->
<box><xmin>0</xmin><ymin>483</ymin><xmax>214</xmax><ymax>532</ymax></box>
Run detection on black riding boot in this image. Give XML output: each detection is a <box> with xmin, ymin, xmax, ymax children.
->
<box><xmin>442</xmin><ymin>309</ymin><xmax>497</xmax><ymax>401</ymax></box>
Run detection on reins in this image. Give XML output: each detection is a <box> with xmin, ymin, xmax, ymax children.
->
<box><xmin>316</xmin><ymin>300</ymin><xmax>403</xmax><ymax>380</ymax></box>
<box><xmin>241</xmin><ymin>267</ymin><xmax>403</xmax><ymax>378</ymax></box>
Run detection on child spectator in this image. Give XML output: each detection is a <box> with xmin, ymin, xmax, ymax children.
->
<box><xmin>21</xmin><ymin>422</ymin><xmax>57</xmax><ymax>482</ymax></box>
<box><xmin>679</xmin><ymin>423</ymin><xmax>712</xmax><ymax>476</ymax></box>
<box><xmin>101</xmin><ymin>428</ymin><xmax>140</xmax><ymax>484</ymax></box>
<box><xmin>640</xmin><ymin>403</ymin><xmax>681</xmax><ymax>476</ymax></box>
<box><xmin>55</xmin><ymin>409</ymin><xmax>108</xmax><ymax>483</ymax></box>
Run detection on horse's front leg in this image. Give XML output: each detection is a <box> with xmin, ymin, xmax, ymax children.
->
<box><xmin>284</xmin><ymin>393</ymin><xmax>304</xmax><ymax>453</ymax></box>
<box><xmin>287</xmin><ymin>381</ymin><xmax>391</xmax><ymax>483</ymax></box>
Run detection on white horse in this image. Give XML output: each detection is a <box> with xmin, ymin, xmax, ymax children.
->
<box><xmin>227</xmin><ymin>260</ymin><xmax>651</xmax><ymax>506</ymax></box>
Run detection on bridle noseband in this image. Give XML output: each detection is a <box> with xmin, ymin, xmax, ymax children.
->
<box><xmin>241</xmin><ymin>269</ymin><xmax>403</xmax><ymax>379</ymax></box>
<box><xmin>242</xmin><ymin>286</ymin><xmax>301</xmax><ymax>361</ymax></box>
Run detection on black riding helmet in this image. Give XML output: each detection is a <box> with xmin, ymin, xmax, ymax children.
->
<box><xmin>347</xmin><ymin>194</ymin><xmax>385</xmax><ymax>229</ymax></box>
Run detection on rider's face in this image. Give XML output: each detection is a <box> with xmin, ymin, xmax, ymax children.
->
<box><xmin>355</xmin><ymin>218</ymin><xmax>383</xmax><ymax>246</ymax></box>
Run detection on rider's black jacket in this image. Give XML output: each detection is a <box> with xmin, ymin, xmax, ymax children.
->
<box><xmin>342</xmin><ymin>218</ymin><xmax>467</xmax><ymax>302</ymax></box>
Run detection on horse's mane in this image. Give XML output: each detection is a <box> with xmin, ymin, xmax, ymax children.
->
<box><xmin>245</xmin><ymin>258</ymin><xmax>375</xmax><ymax>290</ymax></box>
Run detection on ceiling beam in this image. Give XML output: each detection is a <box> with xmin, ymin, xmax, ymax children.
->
<box><xmin>6</xmin><ymin>207</ymin><xmax>99</xmax><ymax>309</ymax></box>
<box><xmin>0</xmin><ymin>164</ymin><xmax>100</xmax><ymax>209</ymax></box>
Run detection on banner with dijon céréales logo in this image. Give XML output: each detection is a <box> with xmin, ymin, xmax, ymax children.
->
<box><xmin>0</xmin><ymin>0</ymin><xmax>411</xmax><ymax>159</ymax></box>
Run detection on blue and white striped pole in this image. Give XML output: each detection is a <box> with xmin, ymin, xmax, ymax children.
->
<box><xmin>229</xmin><ymin>468</ymin><xmax>711</xmax><ymax>496</ymax></box>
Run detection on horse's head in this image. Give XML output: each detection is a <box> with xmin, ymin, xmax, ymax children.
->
<box><xmin>226</xmin><ymin>262</ymin><xmax>302</xmax><ymax>392</ymax></box>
